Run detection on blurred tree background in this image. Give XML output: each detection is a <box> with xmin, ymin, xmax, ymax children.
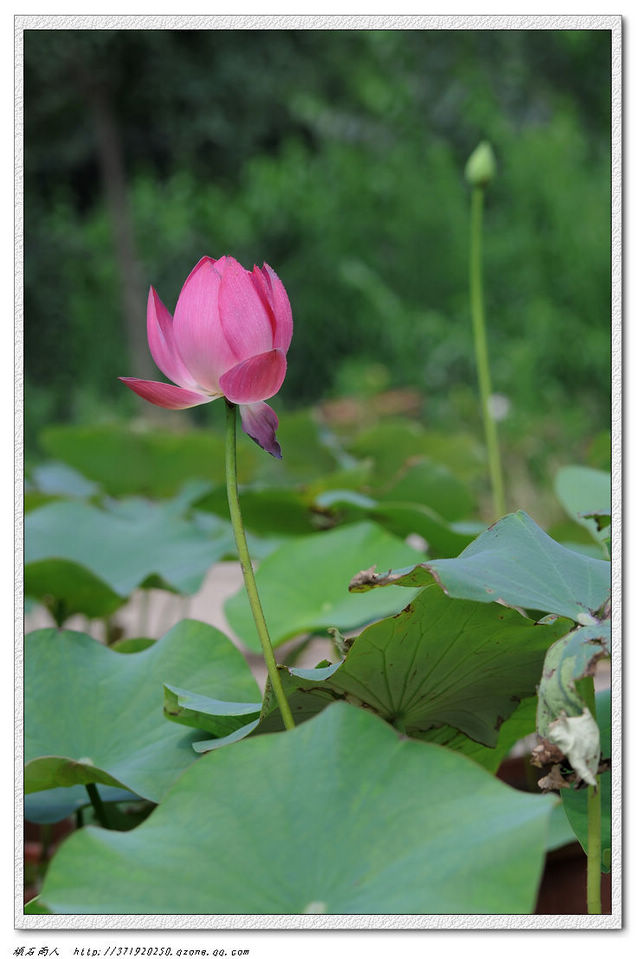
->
<box><xmin>24</xmin><ymin>28</ymin><xmax>611</xmax><ymax>472</ymax></box>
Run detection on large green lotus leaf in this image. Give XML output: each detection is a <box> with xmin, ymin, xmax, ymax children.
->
<box><xmin>419</xmin><ymin>705</ymin><xmax>577</xmax><ymax>850</ymax></box>
<box><xmin>415</xmin><ymin>704</ymin><xmax>576</xmax><ymax>851</ymax></box>
<box><xmin>414</xmin><ymin>695</ymin><xmax>540</xmax><ymax>773</ymax></box>
<box><xmin>111</xmin><ymin>637</ymin><xmax>156</xmax><ymax>654</ymax></box>
<box><xmin>555</xmin><ymin>466</ymin><xmax>611</xmax><ymax>545</ymax></box>
<box><xmin>349</xmin><ymin>511</ymin><xmax>610</xmax><ymax>624</ymax></box>
<box><xmin>108</xmin><ymin>479</ymin><xmax>213</xmax><ymax>520</ymax></box>
<box><xmin>411</xmin><ymin>430</ymin><xmax>487</xmax><ymax>482</ymax></box>
<box><xmin>345</xmin><ymin>420</ymin><xmax>437</xmax><ymax>487</ymax></box>
<box><xmin>224</xmin><ymin>521</ymin><xmax>424</xmax><ymax>650</ymax></box>
<box><xmin>304</xmin><ymin>461</ymin><xmax>374</xmax><ymax>498</ymax></box>
<box><xmin>314</xmin><ymin>491</ymin><xmax>475</xmax><ymax>557</ymax></box>
<box><xmin>24</xmin><ymin>558</ymin><xmax>125</xmax><ymax>622</ymax></box>
<box><xmin>369</xmin><ymin>503</ymin><xmax>476</xmax><ymax>557</ymax></box>
<box><xmin>314</xmin><ymin>489</ymin><xmax>377</xmax><ymax>512</ymax></box>
<box><xmin>376</xmin><ymin>458</ymin><xmax>475</xmax><ymax>521</ymax></box>
<box><xmin>176</xmin><ymin>587</ymin><xmax>571</xmax><ymax>750</ymax></box>
<box><xmin>194</xmin><ymin>484</ymin><xmax>315</xmax><ymax>535</ymax></box>
<box><xmin>272</xmin><ymin>587</ymin><xmax>571</xmax><ymax>747</ymax></box>
<box><xmin>25</xmin><ymin>757</ymin><xmax>130</xmax><ymax>794</ymax></box>
<box><xmin>546</xmin><ymin>520</ymin><xmax>607</xmax><ymax>560</ymax></box>
<box><xmin>37</xmin><ymin>702</ymin><xmax>555</xmax><ymax>916</ymax></box>
<box><xmin>561</xmin><ymin>689</ymin><xmax>612</xmax><ymax>872</ymax></box>
<box><xmin>24</xmin><ymin>491</ymin><xmax>59</xmax><ymax>513</ymax></box>
<box><xmin>40</xmin><ymin>422</ymin><xmax>261</xmax><ymax>496</ymax></box>
<box><xmin>25</xmin><ymin>621</ymin><xmax>259</xmax><ymax>802</ymax></box>
<box><xmin>25</xmin><ymin>499</ymin><xmax>235</xmax><ymax>612</ymax></box>
<box><xmin>347</xmin><ymin>421</ymin><xmax>485</xmax><ymax>486</ymax></box>
<box><xmin>25</xmin><ymin>784</ymin><xmax>137</xmax><ymax>824</ymax></box>
<box><xmin>28</xmin><ymin>461</ymin><xmax>101</xmax><ymax>499</ymax></box>
<box><xmin>163</xmin><ymin>685</ymin><xmax>260</xmax><ymax>737</ymax></box>
<box><xmin>586</xmin><ymin>431</ymin><xmax>611</xmax><ymax>471</ymax></box>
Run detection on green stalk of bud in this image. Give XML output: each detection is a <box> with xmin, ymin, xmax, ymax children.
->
<box><xmin>465</xmin><ymin>141</ymin><xmax>496</xmax><ymax>188</ymax></box>
<box><xmin>466</xmin><ymin>139</ymin><xmax>505</xmax><ymax>519</ymax></box>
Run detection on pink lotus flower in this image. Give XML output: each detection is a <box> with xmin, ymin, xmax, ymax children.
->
<box><xmin>119</xmin><ymin>255</ymin><xmax>293</xmax><ymax>458</ymax></box>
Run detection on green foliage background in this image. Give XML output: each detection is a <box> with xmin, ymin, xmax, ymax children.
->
<box><xmin>24</xmin><ymin>28</ymin><xmax>611</xmax><ymax>460</ymax></box>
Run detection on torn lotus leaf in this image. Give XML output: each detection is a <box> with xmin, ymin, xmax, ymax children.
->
<box><xmin>546</xmin><ymin>708</ymin><xmax>600</xmax><ymax>788</ymax></box>
<box><xmin>537</xmin><ymin>764</ymin><xmax>571</xmax><ymax>792</ymax></box>
<box><xmin>536</xmin><ymin>624</ymin><xmax>610</xmax><ymax>741</ymax></box>
<box><xmin>530</xmin><ymin>737</ymin><xmax>565</xmax><ymax>768</ymax></box>
<box><xmin>348</xmin><ymin>565</ymin><xmax>379</xmax><ymax>591</ymax></box>
<box><xmin>327</xmin><ymin>626</ymin><xmax>353</xmax><ymax>657</ymax></box>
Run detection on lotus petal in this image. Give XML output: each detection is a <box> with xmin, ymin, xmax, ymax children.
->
<box><xmin>173</xmin><ymin>258</ymin><xmax>236</xmax><ymax>392</ymax></box>
<box><xmin>219</xmin><ymin>349</ymin><xmax>286</xmax><ymax>405</ymax></box>
<box><xmin>263</xmin><ymin>263</ymin><xmax>293</xmax><ymax>351</ymax></box>
<box><xmin>119</xmin><ymin>378</ymin><xmax>214</xmax><ymax>410</ymax></box>
<box><xmin>146</xmin><ymin>288</ymin><xmax>199</xmax><ymax>390</ymax></box>
<box><xmin>218</xmin><ymin>257</ymin><xmax>274</xmax><ymax>361</ymax></box>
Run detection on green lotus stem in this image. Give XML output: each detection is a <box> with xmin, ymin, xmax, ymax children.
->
<box><xmin>85</xmin><ymin>783</ymin><xmax>111</xmax><ymax>829</ymax></box>
<box><xmin>586</xmin><ymin>774</ymin><xmax>602</xmax><ymax>913</ymax></box>
<box><xmin>579</xmin><ymin>676</ymin><xmax>602</xmax><ymax>914</ymax></box>
<box><xmin>138</xmin><ymin>587</ymin><xmax>150</xmax><ymax>637</ymax></box>
<box><xmin>225</xmin><ymin>400</ymin><xmax>295</xmax><ymax>730</ymax></box>
<box><xmin>469</xmin><ymin>185</ymin><xmax>506</xmax><ymax>518</ymax></box>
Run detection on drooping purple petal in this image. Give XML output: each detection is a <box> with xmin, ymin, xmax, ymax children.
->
<box><xmin>218</xmin><ymin>257</ymin><xmax>275</xmax><ymax>361</ymax></box>
<box><xmin>173</xmin><ymin>258</ymin><xmax>237</xmax><ymax>392</ymax></box>
<box><xmin>119</xmin><ymin>377</ymin><xmax>214</xmax><ymax>410</ymax></box>
<box><xmin>239</xmin><ymin>401</ymin><xmax>282</xmax><ymax>459</ymax></box>
<box><xmin>146</xmin><ymin>287</ymin><xmax>199</xmax><ymax>390</ymax></box>
<box><xmin>219</xmin><ymin>349</ymin><xmax>287</xmax><ymax>405</ymax></box>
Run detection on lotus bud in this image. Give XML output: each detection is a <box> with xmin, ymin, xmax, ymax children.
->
<box><xmin>465</xmin><ymin>141</ymin><xmax>497</xmax><ymax>188</ymax></box>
